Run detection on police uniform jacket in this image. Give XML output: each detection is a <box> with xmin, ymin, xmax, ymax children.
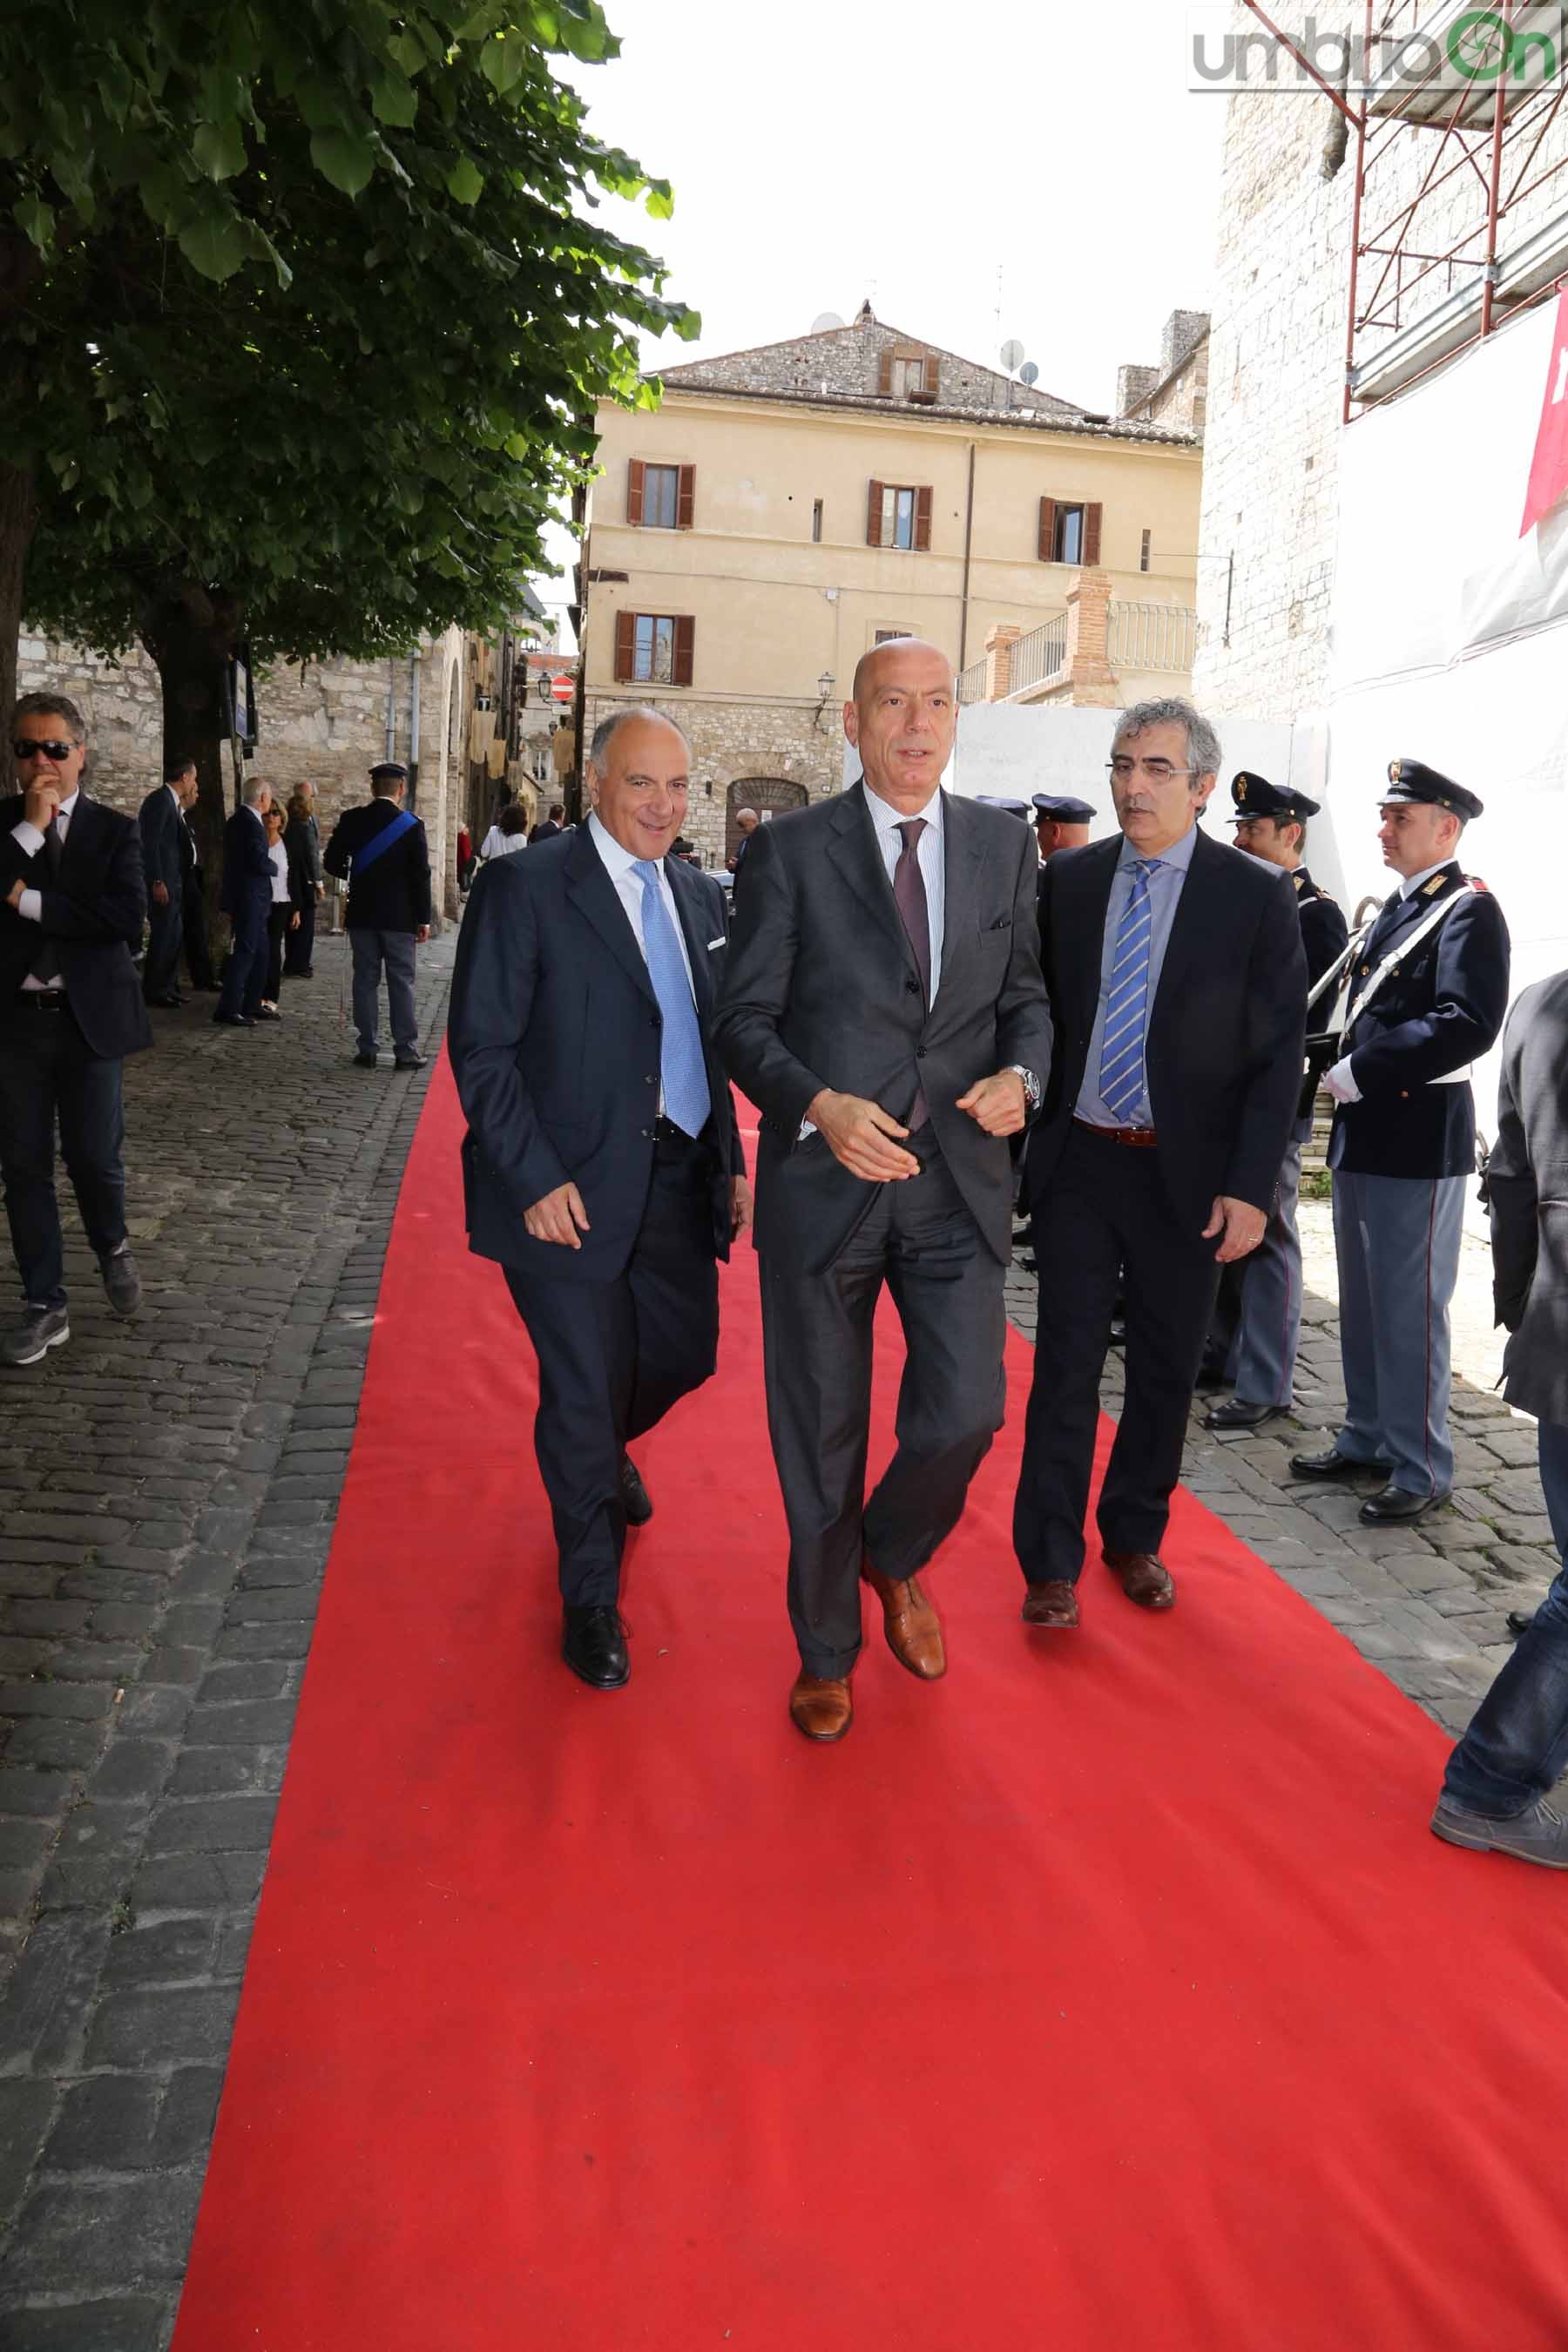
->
<box><xmin>1488</xmin><ymin>971</ymin><xmax>1568</xmax><ymax>1429</ymax></box>
<box><xmin>1328</xmin><ymin>862</ymin><xmax>1510</xmax><ymax>1179</ymax></box>
<box><xmin>1294</xmin><ymin>867</ymin><xmax>1348</xmax><ymax>1120</ymax></box>
<box><xmin>323</xmin><ymin>800</ymin><xmax>433</xmax><ymax>932</ymax></box>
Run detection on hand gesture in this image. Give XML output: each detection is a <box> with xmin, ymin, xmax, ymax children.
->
<box><xmin>956</xmin><ymin>1069</ymin><xmax>1026</xmax><ymax>1136</ymax></box>
<box><xmin>806</xmin><ymin>1090</ymin><xmax>919</xmax><ymax>1182</ymax></box>
<box><xmin>524</xmin><ymin>1181</ymin><xmax>591</xmax><ymax>1249</ymax></box>
<box><xmin>1202</xmin><ymin>1196</ymin><xmax>1267</xmax><ymax>1264</ymax></box>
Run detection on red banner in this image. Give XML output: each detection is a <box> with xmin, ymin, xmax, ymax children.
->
<box><xmin>1520</xmin><ymin>287</ymin><xmax>1568</xmax><ymax>536</ymax></box>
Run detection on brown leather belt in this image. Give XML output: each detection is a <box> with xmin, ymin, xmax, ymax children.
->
<box><xmin>1074</xmin><ymin>1117</ymin><xmax>1158</xmax><ymax>1149</ymax></box>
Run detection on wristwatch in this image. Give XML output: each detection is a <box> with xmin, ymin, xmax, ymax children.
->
<box><xmin>1007</xmin><ymin>1064</ymin><xmax>1042</xmax><ymax>1115</ymax></box>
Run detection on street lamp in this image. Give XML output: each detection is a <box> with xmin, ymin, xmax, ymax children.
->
<box><xmin>813</xmin><ymin>669</ymin><xmax>836</xmax><ymax>730</ymax></box>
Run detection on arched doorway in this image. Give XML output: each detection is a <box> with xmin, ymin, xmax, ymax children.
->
<box><xmin>727</xmin><ymin>777</ymin><xmax>808</xmax><ymax>861</ymax></box>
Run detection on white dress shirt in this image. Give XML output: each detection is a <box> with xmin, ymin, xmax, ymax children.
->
<box><xmin>862</xmin><ymin>780</ymin><xmax>945</xmax><ymax>1002</ymax></box>
<box><xmin>587</xmin><ymin>810</ymin><xmax>696</xmax><ymax>996</ymax></box>
<box><xmin>267</xmin><ymin>841</ymin><xmax>291</xmax><ymax>904</ymax></box>
<box><xmin>13</xmin><ymin>787</ymin><xmax>80</xmax><ymax>989</ymax></box>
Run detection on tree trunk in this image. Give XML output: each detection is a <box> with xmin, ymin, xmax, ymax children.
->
<box><xmin>0</xmin><ymin>460</ymin><xmax>38</xmax><ymax>743</ymax></box>
<box><xmin>140</xmin><ymin>581</ymin><xmax>243</xmax><ymax>953</ymax></box>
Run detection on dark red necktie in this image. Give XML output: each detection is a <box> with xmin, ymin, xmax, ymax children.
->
<box><xmin>893</xmin><ymin>818</ymin><xmax>930</xmax><ymax>1131</ymax></box>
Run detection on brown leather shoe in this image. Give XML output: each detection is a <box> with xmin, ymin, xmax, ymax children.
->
<box><xmin>861</xmin><ymin>1561</ymin><xmax>947</xmax><ymax>1680</ymax></box>
<box><xmin>789</xmin><ymin>1672</ymin><xmax>854</xmax><ymax>1742</ymax></box>
<box><xmin>1102</xmin><ymin>1550</ymin><xmax>1176</xmax><ymax>1609</ymax></box>
<box><xmin>1022</xmin><ymin>1579</ymin><xmax>1080</xmax><ymax>1629</ymax></box>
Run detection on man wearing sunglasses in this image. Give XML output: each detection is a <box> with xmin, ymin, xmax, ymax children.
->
<box><xmin>1012</xmin><ymin>699</ymin><xmax>1306</xmax><ymax>1630</ymax></box>
<box><xmin>0</xmin><ymin>693</ymin><xmax>152</xmax><ymax>1366</ymax></box>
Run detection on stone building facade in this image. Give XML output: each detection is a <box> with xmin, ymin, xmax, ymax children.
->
<box><xmin>583</xmin><ymin>303</ymin><xmax>1203</xmax><ymax>865</ymax></box>
<box><xmin>17</xmin><ymin>629</ymin><xmax>473</xmax><ymax>918</ymax></box>
<box><xmin>1116</xmin><ymin>308</ymin><xmax>1211</xmax><ymax>434</ymax></box>
<box><xmin>1193</xmin><ymin>0</ymin><xmax>1568</xmax><ymax>724</ymax></box>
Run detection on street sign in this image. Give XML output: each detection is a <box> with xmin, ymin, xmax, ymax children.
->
<box><xmin>551</xmin><ymin>674</ymin><xmax>575</xmax><ymax>703</ymax></box>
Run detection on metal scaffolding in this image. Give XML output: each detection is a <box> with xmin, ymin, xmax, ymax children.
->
<box><xmin>1241</xmin><ymin>1</ymin><xmax>1568</xmax><ymax>416</ymax></box>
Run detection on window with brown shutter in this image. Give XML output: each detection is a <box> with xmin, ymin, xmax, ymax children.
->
<box><xmin>613</xmin><ymin>608</ymin><xmax>636</xmax><ymax>682</ymax></box>
<box><xmin>867</xmin><ymin>482</ymin><xmax>932</xmax><ymax>551</ymax></box>
<box><xmin>618</xmin><ymin>612</ymin><xmax>694</xmax><ymax>686</ymax></box>
<box><xmin>877</xmin><ymin>351</ymin><xmax>893</xmax><ymax>396</ymax></box>
<box><xmin>1038</xmin><ymin>497</ymin><xmax>1057</xmax><ymax>563</ymax></box>
<box><xmin>1084</xmin><ymin>502</ymin><xmax>1103</xmax><ymax>566</ymax></box>
<box><xmin>626</xmin><ymin>460</ymin><xmax>645</xmax><ymax>527</ymax></box>
<box><xmin>676</xmin><ymin>464</ymin><xmax>695</xmax><ymax>530</ymax></box>
<box><xmin>631</xmin><ymin>463</ymin><xmax>682</xmax><ymax>530</ymax></box>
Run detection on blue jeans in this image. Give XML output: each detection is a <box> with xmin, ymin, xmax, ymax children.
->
<box><xmin>1441</xmin><ymin>1422</ymin><xmax>1568</xmax><ymax>1818</ymax></box>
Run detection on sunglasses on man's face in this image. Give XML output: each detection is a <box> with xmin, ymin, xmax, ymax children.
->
<box><xmin>12</xmin><ymin>739</ymin><xmax>78</xmax><ymax>762</ymax></box>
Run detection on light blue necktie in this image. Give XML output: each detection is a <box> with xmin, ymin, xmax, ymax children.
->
<box><xmin>1098</xmin><ymin>859</ymin><xmax>1156</xmax><ymax>1124</ymax></box>
<box><xmin>633</xmin><ymin>860</ymin><xmax>711</xmax><ymax>1139</ymax></box>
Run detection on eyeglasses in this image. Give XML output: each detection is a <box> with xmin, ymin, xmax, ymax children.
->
<box><xmin>12</xmin><ymin>738</ymin><xmax>78</xmax><ymax>762</ymax></box>
<box><xmin>1106</xmin><ymin>757</ymin><xmax>1194</xmax><ymax>783</ymax></box>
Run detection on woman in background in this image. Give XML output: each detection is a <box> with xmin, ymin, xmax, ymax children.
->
<box><xmin>260</xmin><ymin>803</ymin><xmax>302</xmax><ymax>1018</ymax></box>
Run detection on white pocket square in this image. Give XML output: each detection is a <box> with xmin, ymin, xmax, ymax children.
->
<box><xmin>706</xmin><ymin>936</ymin><xmax>726</xmax><ymax>950</ymax></box>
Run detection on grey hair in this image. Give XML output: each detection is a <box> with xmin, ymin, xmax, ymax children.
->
<box><xmin>1113</xmin><ymin>697</ymin><xmax>1221</xmax><ymax>783</ymax></box>
<box><xmin>589</xmin><ymin>705</ymin><xmax>692</xmax><ymax>774</ymax></box>
<box><xmin>242</xmin><ymin>776</ymin><xmax>272</xmax><ymax>810</ymax></box>
<box><xmin>13</xmin><ymin>689</ymin><xmax>86</xmax><ymax>740</ymax></box>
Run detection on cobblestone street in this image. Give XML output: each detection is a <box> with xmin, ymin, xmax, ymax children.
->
<box><xmin>0</xmin><ymin>925</ymin><xmax>453</xmax><ymax>2349</ymax></box>
<box><xmin>0</xmin><ymin>944</ymin><xmax>1551</xmax><ymax>2342</ymax></box>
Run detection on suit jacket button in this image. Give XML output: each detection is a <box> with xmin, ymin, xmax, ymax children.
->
<box><xmin>916</xmin><ymin>1047</ymin><xmax>926</xmax><ymax>1060</ymax></box>
<box><xmin>905</xmin><ymin>977</ymin><xmax>920</xmax><ymax>995</ymax></box>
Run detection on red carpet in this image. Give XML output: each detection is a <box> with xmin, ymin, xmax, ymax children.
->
<box><xmin>173</xmin><ymin>1060</ymin><xmax>1568</xmax><ymax>2350</ymax></box>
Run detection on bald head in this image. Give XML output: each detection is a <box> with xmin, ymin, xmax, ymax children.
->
<box><xmin>845</xmin><ymin>638</ymin><xmax>956</xmax><ymax>814</ymax></box>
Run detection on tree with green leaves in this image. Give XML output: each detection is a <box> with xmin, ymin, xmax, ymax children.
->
<box><xmin>0</xmin><ymin>0</ymin><xmax>693</xmax><ymax>893</ymax></box>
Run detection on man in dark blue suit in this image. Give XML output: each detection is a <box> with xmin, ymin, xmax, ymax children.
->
<box><xmin>214</xmin><ymin>778</ymin><xmax>274</xmax><ymax>1027</ymax></box>
<box><xmin>1</xmin><ymin>691</ymin><xmax>152</xmax><ymax>1365</ymax></box>
<box><xmin>138</xmin><ymin>760</ymin><xmax>194</xmax><ymax>1006</ymax></box>
<box><xmin>449</xmin><ymin>708</ymin><xmax>751</xmax><ymax>1692</ymax></box>
<box><xmin>1292</xmin><ymin>760</ymin><xmax>1510</xmax><ymax>1524</ymax></box>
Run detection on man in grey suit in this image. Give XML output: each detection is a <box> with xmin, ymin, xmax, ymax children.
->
<box><xmin>716</xmin><ymin>638</ymin><xmax>1052</xmax><ymax>1743</ymax></box>
<box><xmin>1431</xmin><ymin>970</ymin><xmax>1568</xmax><ymax>1867</ymax></box>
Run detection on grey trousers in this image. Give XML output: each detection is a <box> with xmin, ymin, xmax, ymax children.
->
<box><xmin>759</xmin><ymin>1135</ymin><xmax>1005</xmax><ymax>1680</ymax></box>
<box><xmin>1213</xmin><ymin>1125</ymin><xmax>1307</xmax><ymax>1409</ymax></box>
<box><xmin>1333</xmin><ymin>1168</ymin><xmax>1465</xmax><ymax>1497</ymax></box>
<box><xmin>350</xmin><ymin>928</ymin><xmax>418</xmax><ymax>1057</ymax></box>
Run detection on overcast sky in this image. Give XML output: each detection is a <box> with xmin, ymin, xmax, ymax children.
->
<box><xmin>536</xmin><ymin>0</ymin><xmax>1228</xmax><ymax>634</ymax></box>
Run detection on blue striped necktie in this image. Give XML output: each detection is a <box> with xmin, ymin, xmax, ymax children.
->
<box><xmin>1099</xmin><ymin>859</ymin><xmax>1156</xmax><ymax>1124</ymax></box>
<box><xmin>632</xmin><ymin>860</ymin><xmax>711</xmax><ymax>1139</ymax></box>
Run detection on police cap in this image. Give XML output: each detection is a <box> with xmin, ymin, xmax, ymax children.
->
<box><xmin>1031</xmin><ymin>794</ymin><xmax>1096</xmax><ymax>825</ymax></box>
<box><xmin>1381</xmin><ymin>758</ymin><xmax>1484</xmax><ymax>822</ymax></box>
<box><xmin>1228</xmin><ymin>770</ymin><xmax>1321</xmax><ymax>823</ymax></box>
<box><xmin>368</xmin><ymin>760</ymin><xmax>408</xmax><ymax>782</ymax></box>
<box><xmin>976</xmin><ymin>795</ymin><xmax>1031</xmax><ymax>820</ymax></box>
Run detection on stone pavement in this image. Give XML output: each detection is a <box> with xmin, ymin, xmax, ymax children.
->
<box><xmin>0</xmin><ymin>941</ymin><xmax>1548</xmax><ymax>2342</ymax></box>
<box><xmin>0</xmin><ymin>924</ymin><xmax>454</xmax><ymax>2349</ymax></box>
<box><xmin>1004</xmin><ymin>1198</ymin><xmax>1555</xmax><ymax>1747</ymax></box>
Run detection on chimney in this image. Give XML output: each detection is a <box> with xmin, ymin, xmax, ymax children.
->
<box><xmin>1160</xmin><ymin>308</ymin><xmax>1211</xmax><ymax>375</ymax></box>
<box><xmin>1116</xmin><ymin>362</ymin><xmax>1159</xmax><ymax>417</ymax></box>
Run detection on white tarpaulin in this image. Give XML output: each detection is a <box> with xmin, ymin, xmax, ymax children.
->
<box><xmin>1330</xmin><ymin>296</ymin><xmax>1568</xmax><ymax>1044</ymax></box>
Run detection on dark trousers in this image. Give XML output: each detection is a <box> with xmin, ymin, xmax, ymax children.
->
<box><xmin>1441</xmin><ymin>1423</ymin><xmax>1568</xmax><ymax>1819</ymax></box>
<box><xmin>1015</xmin><ymin>1124</ymin><xmax>1222</xmax><ymax>1585</ymax></box>
<box><xmin>760</xmin><ymin>1132</ymin><xmax>1005</xmax><ymax>1680</ymax></box>
<box><xmin>284</xmin><ymin>895</ymin><xmax>315</xmax><ymax>976</ymax></box>
<box><xmin>263</xmin><ymin>903</ymin><xmax>290</xmax><ymax>1003</ymax></box>
<box><xmin>218</xmin><ymin>885</ymin><xmax>268</xmax><ymax>1020</ymax></box>
<box><xmin>142</xmin><ymin>889</ymin><xmax>183</xmax><ymax>1001</ymax></box>
<box><xmin>0</xmin><ymin>1008</ymin><xmax>127</xmax><ymax>1310</ymax></box>
<box><xmin>504</xmin><ymin>1130</ymin><xmax>720</xmax><ymax>1606</ymax></box>
<box><xmin>182</xmin><ymin>883</ymin><xmax>215</xmax><ymax>990</ymax></box>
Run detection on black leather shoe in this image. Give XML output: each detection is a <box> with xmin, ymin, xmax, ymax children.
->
<box><xmin>1360</xmin><ymin>1484</ymin><xmax>1450</xmax><ymax>1525</ymax></box>
<box><xmin>213</xmin><ymin>1010</ymin><xmax>253</xmax><ymax>1027</ymax></box>
<box><xmin>620</xmin><ymin>1455</ymin><xmax>652</xmax><ymax>1525</ymax></box>
<box><xmin>145</xmin><ymin>993</ymin><xmax>183</xmax><ymax>1008</ymax></box>
<box><xmin>1289</xmin><ymin>1446</ymin><xmax>1393</xmax><ymax>1482</ymax></box>
<box><xmin>253</xmin><ymin>1006</ymin><xmax>281</xmax><ymax>1022</ymax></box>
<box><xmin>1204</xmin><ymin>1398</ymin><xmax>1284</xmax><ymax>1433</ymax></box>
<box><xmin>394</xmin><ymin>1053</ymin><xmax>426</xmax><ymax>1070</ymax></box>
<box><xmin>352</xmin><ymin>1051</ymin><xmax>378</xmax><ymax>1068</ymax></box>
<box><xmin>563</xmin><ymin>1604</ymin><xmax>630</xmax><ymax>1689</ymax></box>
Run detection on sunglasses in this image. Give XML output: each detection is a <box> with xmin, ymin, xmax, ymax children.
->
<box><xmin>12</xmin><ymin>738</ymin><xmax>78</xmax><ymax>762</ymax></box>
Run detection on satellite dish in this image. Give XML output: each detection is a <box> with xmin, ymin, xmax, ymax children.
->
<box><xmin>999</xmin><ymin>338</ymin><xmax>1024</xmax><ymax>371</ymax></box>
<box><xmin>1018</xmin><ymin>361</ymin><xmax>1040</xmax><ymax>387</ymax></box>
<box><xmin>811</xmin><ymin>311</ymin><xmax>846</xmax><ymax>334</ymax></box>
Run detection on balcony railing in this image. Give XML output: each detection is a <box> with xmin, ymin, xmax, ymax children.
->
<box><xmin>1009</xmin><ymin>614</ymin><xmax>1070</xmax><ymax>696</ymax></box>
<box><xmin>956</xmin><ymin>658</ymin><xmax>989</xmax><ymax>706</ymax></box>
<box><xmin>1106</xmin><ymin>600</ymin><xmax>1196</xmax><ymax>676</ymax></box>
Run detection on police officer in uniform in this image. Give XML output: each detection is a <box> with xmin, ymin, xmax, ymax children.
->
<box><xmin>1203</xmin><ymin>771</ymin><xmax>1348</xmax><ymax>1429</ymax></box>
<box><xmin>1292</xmin><ymin>759</ymin><xmax>1510</xmax><ymax>1522</ymax></box>
<box><xmin>1031</xmin><ymin>794</ymin><xmax>1095</xmax><ymax>862</ymax></box>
